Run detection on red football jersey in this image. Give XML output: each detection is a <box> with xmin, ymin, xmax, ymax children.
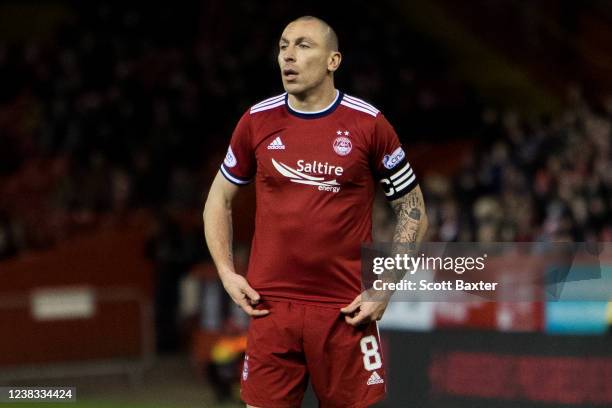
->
<box><xmin>221</xmin><ymin>90</ymin><xmax>417</xmax><ymax>305</ymax></box>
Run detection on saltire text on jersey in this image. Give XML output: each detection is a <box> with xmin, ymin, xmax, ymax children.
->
<box><xmin>220</xmin><ymin>90</ymin><xmax>418</xmax><ymax>305</ymax></box>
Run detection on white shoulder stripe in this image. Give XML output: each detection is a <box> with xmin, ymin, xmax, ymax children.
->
<box><xmin>250</xmin><ymin>97</ymin><xmax>284</xmax><ymax>112</ymax></box>
<box><xmin>343</xmin><ymin>98</ymin><xmax>379</xmax><ymax>115</ymax></box>
<box><xmin>340</xmin><ymin>100</ymin><xmax>378</xmax><ymax>117</ymax></box>
<box><xmin>251</xmin><ymin>93</ymin><xmax>286</xmax><ymax>109</ymax></box>
<box><xmin>344</xmin><ymin>94</ymin><xmax>379</xmax><ymax>111</ymax></box>
<box><xmin>250</xmin><ymin>100</ymin><xmax>285</xmax><ymax>114</ymax></box>
<box><xmin>343</xmin><ymin>94</ymin><xmax>379</xmax><ymax>113</ymax></box>
<box><xmin>252</xmin><ymin>93</ymin><xmax>285</xmax><ymax>106</ymax></box>
<box><xmin>252</xmin><ymin>95</ymin><xmax>284</xmax><ymax>110</ymax></box>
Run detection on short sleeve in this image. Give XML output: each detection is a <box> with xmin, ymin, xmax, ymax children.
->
<box><xmin>220</xmin><ymin>111</ymin><xmax>256</xmax><ymax>185</ymax></box>
<box><xmin>370</xmin><ymin>114</ymin><xmax>418</xmax><ymax>200</ymax></box>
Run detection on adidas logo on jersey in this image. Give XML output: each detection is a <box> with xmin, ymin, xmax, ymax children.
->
<box><xmin>367</xmin><ymin>371</ymin><xmax>384</xmax><ymax>386</ymax></box>
<box><xmin>267</xmin><ymin>136</ymin><xmax>285</xmax><ymax>150</ymax></box>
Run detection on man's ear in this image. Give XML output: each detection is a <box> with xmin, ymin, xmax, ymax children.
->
<box><xmin>328</xmin><ymin>51</ymin><xmax>342</xmax><ymax>72</ymax></box>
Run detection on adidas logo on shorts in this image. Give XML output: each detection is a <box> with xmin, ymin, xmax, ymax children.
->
<box><xmin>366</xmin><ymin>370</ymin><xmax>384</xmax><ymax>385</ymax></box>
<box><xmin>267</xmin><ymin>136</ymin><xmax>286</xmax><ymax>150</ymax></box>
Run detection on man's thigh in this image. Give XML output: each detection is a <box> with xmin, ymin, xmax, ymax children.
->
<box><xmin>303</xmin><ymin>305</ymin><xmax>386</xmax><ymax>408</ymax></box>
<box><xmin>240</xmin><ymin>301</ymin><xmax>309</xmax><ymax>408</ymax></box>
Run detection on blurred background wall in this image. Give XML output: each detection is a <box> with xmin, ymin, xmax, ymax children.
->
<box><xmin>0</xmin><ymin>1</ymin><xmax>610</xmax><ymax>407</ymax></box>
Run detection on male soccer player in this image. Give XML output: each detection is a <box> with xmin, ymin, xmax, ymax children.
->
<box><xmin>204</xmin><ymin>16</ymin><xmax>428</xmax><ymax>407</ymax></box>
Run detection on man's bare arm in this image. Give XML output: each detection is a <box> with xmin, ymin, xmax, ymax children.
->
<box><xmin>391</xmin><ymin>184</ymin><xmax>428</xmax><ymax>245</ymax></box>
<box><xmin>387</xmin><ymin>185</ymin><xmax>429</xmax><ymax>284</ymax></box>
<box><xmin>341</xmin><ymin>185</ymin><xmax>428</xmax><ymax>325</ymax></box>
<box><xmin>204</xmin><ymin>172</ymin><xmax>238</xmax><ymax>275</ymax></box>
<box><xmin>203</xmin><ymin>171</ymin><xmax>268</xmax><ymax>316</ymax></box>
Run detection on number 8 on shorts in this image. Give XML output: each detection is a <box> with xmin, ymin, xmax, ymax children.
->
<box><xmin>360</xmin><ymin>335</ymin><xmax>382</xmax><ymax>371</ymax></box>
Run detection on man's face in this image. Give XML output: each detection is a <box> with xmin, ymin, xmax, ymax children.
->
<box><xmin>278</xmin><ymin>20</ymin><xmax>336</xmax><ymax>95</ymax></box>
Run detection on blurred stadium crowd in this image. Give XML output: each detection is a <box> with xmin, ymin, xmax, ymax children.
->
<box><xmin>411</xmin><ymin>93</ymin><xmax>611</xmax><ymax>243</ymax></box>
<box><xmin>0</xmin><ymin>1</ymin><xmax>610</xmax><ymax>262</ymax></box>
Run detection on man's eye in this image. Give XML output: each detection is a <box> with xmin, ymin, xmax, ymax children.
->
<box><xmin>279</xmin><ymin>45</ymin><xmax>287</xmax><ymax>50</ymax></box>
<box><xmin>298</xmin><ymin>44</ymin><xmax>310</xmax><ymax>48</ymax></box>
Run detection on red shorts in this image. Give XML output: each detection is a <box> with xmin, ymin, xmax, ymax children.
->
<box><xmin>240</xmin><ymin>300</ymin><xmax>386</xmax><ymax>408</ymax></box>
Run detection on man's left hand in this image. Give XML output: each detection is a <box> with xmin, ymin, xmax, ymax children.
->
<box><xmin>340</xmin><ymin>291</ymin><xmax>389</xmax><ymax>326</ymax></box>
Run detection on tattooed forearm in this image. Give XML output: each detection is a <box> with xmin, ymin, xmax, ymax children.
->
<box><xmin>381</xmin><ymin>185</ymin><xmax>428</xmax><ymax>285</ymax></box>
<box><xmin>391</xmin><ymin>187</ymin><xmax>426</xmax><ymax>244</ymax></box>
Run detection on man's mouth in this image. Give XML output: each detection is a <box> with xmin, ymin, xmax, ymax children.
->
<box><xmin>283</xmin><ymin>68</ymin><xmax>298</xmax><ymax>81</ymax></box>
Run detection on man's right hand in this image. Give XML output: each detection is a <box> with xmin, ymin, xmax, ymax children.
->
<box><xmin>220</xmin><ymin>272</ymin><xmax>270</xmax><ymax>317</ymax></box>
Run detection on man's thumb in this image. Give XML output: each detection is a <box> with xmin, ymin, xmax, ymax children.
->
<box><xmin>243</xmin><ymin>285</ymin><xmax>260</xmax><ymax>304</ymax></box>
<box><xmin>341</xmin><ymin>297</ymin><xmax>360</xmax><ymax>314</ymax></box>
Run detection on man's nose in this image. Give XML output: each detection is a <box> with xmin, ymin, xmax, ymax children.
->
<box><xmin>283</xmin><ymin>47</ymin><xmax>296</xmax><ymax>62</ymax></box>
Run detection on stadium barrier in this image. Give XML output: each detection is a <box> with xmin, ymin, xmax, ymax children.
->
<box><xmin>0</xmin><ymin>215</ymin><xmax>154</xmax><ymax>383</ymax></box>
<box><xmin>0</xmin><ymin>288</ymin><xmax>154</xmax><ymax>384</ymax></box>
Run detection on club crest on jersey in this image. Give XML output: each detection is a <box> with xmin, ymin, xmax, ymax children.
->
<box><xmin>224</xmin><ymin>146</ymin><xmax>237</xmax><ymax>168</ymax></box>
<box><xmin>383</xmin><ymin>147</ymin><xmax>405</xmax><ymax>169</ymax></box>
<box><xmin>333</xmin><ymin>136</ymin><xmax>352</xmax><ymax>156</ymax></box>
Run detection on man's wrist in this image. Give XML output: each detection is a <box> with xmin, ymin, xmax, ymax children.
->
<box><xmin>217</xmin><ymin>266</ymin><xmax>237</xmax><ymax>281</ymax></box>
